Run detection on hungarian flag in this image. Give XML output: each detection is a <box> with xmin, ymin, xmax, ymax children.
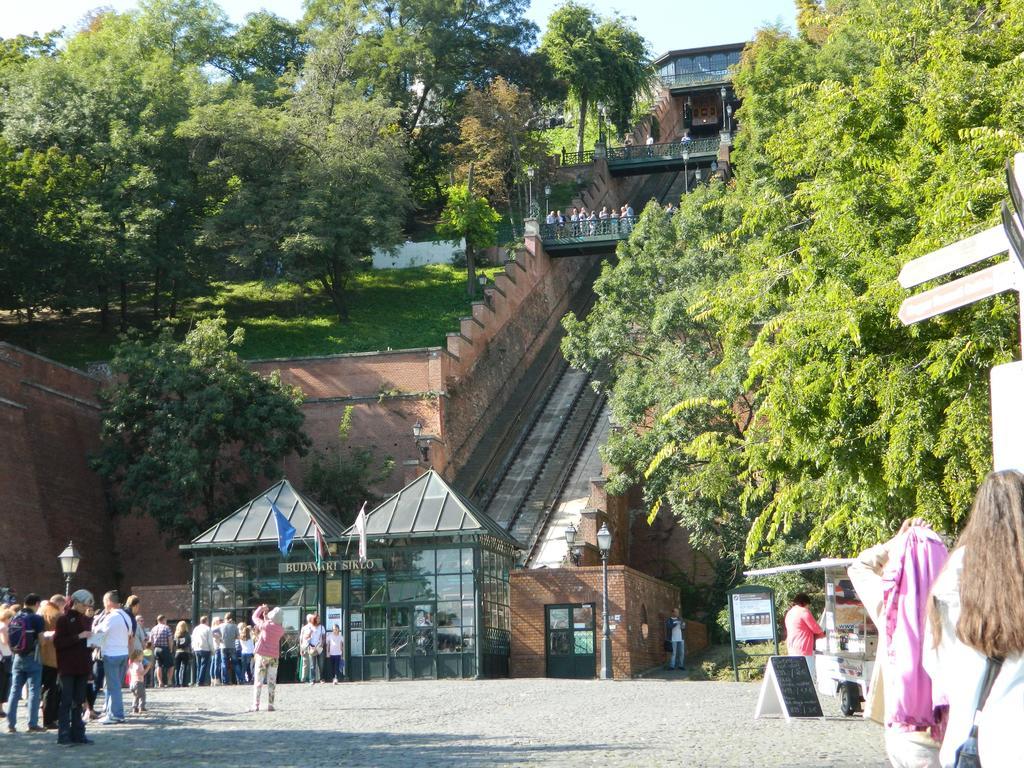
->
<box><xmin>268</xmin><ymin>497</ymin><xmax>296</xmax><ymax>557</ymax></box>
<box><xmin>354</xmin><ymin>502</ymin><xmax>368</xmax><ymax>561</ymax></box>
<box><xmin>314</xmin><ymin>524</ymin><xmax>328</xmax><ymax>569</ymax></box>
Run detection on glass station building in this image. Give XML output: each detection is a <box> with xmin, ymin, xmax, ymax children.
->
<box><xmin>182</xmin><ymin>471</ymin><xmax>521</xmax><ymax>681</ymax></box>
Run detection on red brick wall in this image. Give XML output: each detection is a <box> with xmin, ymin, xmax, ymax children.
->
<box><xmin>0</xmin><ymin>343</ymin><xmax>117</xmax><ymax>597</ymax></box>
<box><xmin>510</xmin><ymin>565</ymin><xmax>707</xmax><ymax>679</ymax></box>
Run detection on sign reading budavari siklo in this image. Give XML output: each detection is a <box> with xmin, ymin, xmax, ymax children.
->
<box><xmin>898</xmin><ymin>153</ymin><xmax>1024</xmax><ymax>472</ymax></box>
<box><xmin>278</xmin><ymin>558</ymin><xmax>384</xmax><ymax>574</ymax></box>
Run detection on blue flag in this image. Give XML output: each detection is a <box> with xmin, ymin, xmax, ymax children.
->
<box><xmin>268</xmin><ymin>497</ymin><xmax>296</xmax><ymax>557</ymax></box>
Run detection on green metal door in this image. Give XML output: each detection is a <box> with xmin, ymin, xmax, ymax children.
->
<box><xmin>545</xmin><ymin>604</ymin><xmax>596</xmax><ymax>679</ymax></box>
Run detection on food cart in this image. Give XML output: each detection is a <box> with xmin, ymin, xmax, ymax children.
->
<box><xmin>744</xmin><ymin>558</ymin><xmax>877</xmax><ymax>716</ymax></box>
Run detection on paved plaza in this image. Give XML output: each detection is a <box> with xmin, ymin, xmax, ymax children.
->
<box><xmin>4</xmin><ymin>676</ymin><xmax>887</xmax><ymax>767</ymax></box>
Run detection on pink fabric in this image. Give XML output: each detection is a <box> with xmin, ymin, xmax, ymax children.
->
<box><xmin>252</xmin><ymin>606</ymin><xmax>285</xmax><ymax>659</ymax></box>
<box><xmin>881</xmin><ymin>527</ymin><xmax>948</xmax><ymax>733</ymax></box>
<box><xmin>784</xmin><ymin>605</ymin><xmax>823</xmax><ymax>656</ymax></box>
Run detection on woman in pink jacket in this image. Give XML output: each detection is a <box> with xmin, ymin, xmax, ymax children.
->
<box><xmin>250</xmin><ymin>604</ymin><xmax>285</xmax><ymax>712</ymax></box>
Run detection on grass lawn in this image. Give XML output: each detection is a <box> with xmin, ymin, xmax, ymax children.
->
<box><xmin>0</xmin><ymin>264</ymin><xmax>506</xmax><ymax>369</ymax></box>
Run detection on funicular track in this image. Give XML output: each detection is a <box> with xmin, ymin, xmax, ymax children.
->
<box><xmin>467</xmin><ymin>170</ymin><xmax>684</xmax><ymax>564</ymax></box>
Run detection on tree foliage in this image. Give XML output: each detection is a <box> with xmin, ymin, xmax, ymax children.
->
<box><xmin>563</xmin><ymin>0</ymin><xmax>1024</xmax><ymax>577</ymax></box>
<box><xmin>93</xmin><ymin>317</ymin><xmax>310</xmax><ymax>539</ymax></box>
<box><xmin>540</xmin><ymin>3</ymin><xmax>651</xmax><ymax>153</ymax></box>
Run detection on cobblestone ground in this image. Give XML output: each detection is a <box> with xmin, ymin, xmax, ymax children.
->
<box><xmin>3</xmin><ymin>677</ymin><xmax>887</xmax><ymax>767</ymax></box>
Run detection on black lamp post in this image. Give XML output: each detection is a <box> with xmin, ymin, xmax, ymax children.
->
<box><xmin>544</xmin><ymin>184</ymin><xmax>551</xmax><ymax>214</ymax></box>
<box><xmin>597</xmin><ymin>523</ymin><xmax>612</xmax><ymax>680</ymax></box>
<box><xmin>413</xmin><ymin>420</ymin><xmax>430</xmax><ymax>462</ymax></box>
<box><xmin>720</xmin><ymin>86</ymin><xmax>727</xmax><ymax>127</ymax></box>
<box><xmin>682</xmin><ymin>149</ymin><xmax>690</xmax><ymax>194</ymax></box>
<box><xmin>564</xmin><ymin>523</ymin><xmax>581</xmax><ymax>566</ymax></box>
<box><xmin>58</xmin><ymin>541</ymin><xmax>81</xmax><ymax>597</ymax></box>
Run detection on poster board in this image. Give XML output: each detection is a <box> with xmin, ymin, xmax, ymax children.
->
<box><xmin>755</xmin><ymin>656</ymin><xmax>824</xmax><ymax>719</ymax></box>
<box><xmin>727</xmin><ymin>585</ymin><xmax>779</xmax><ymax>682</ymax></box>
<box><xmin>732</xmin><ymin>592</ymin><xmax>775</xmax><ymax>641</ymax></box>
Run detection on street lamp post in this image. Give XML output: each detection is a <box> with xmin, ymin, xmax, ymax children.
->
<box><xmin>597</xmin><ymin>523</ymin><xmax>612</xmax><ymax>680</ymax></box>
<box><xmin>526</xmin><ymin>167</ymin><xmax>536</xmax><ymax>219</ymax></box>
<box><xmin>58</xmin><ymin>541</ymin><xmax>81</xmax><ymax>597</ymax></box>
<box><xmin>682</xmin><ymin>150</ymin><xmax>690</xmax><ymax>194</ymax></box>
<box><xmin>695</xmin><ymin>167</ymin><xmax>702</xmax><ymax>186</ymax></box>
<box><xmin>720</xmin><ymin>86</ymin><xmax>727</xmax><ymax>126</ymax></box>
<box><xmin>544</xmin><ymin>184</ymin><xmax>551</xmax><ymax>215</ymax></box>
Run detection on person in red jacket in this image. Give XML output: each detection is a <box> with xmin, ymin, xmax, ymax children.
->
<box><xmin>53</xmin><ymin>590</ymin><xmax>94</xmax><ymax>746</ymax></box>
<box><xmin>250</xmin><ymin>604</ymin><xmax>285</xmax><ymax>712</ymax></box>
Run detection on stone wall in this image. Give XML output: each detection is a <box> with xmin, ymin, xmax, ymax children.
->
<box><xmin>509</xmin><ymin>564</ymin><xmax>708</xmax><ymax>679</ymax></box>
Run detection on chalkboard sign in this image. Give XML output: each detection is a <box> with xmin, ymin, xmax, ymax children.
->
<box><xmin>754</xmin><ymin>656</ymin><xmax>823</xmax><ymax>720</ymax></box>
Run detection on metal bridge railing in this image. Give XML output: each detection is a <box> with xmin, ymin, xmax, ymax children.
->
<box><xmin>661</xmin><ymin>70</ymin><xmax>731</xmax><ymax>89</ymax></box>
<box><xmin>606</xmin><ymin>136</ymin><xmax>720</xmax><ymax>164</ymax></box>
<box><xmin>539</xmin><ymin>216</ymin><xmax>636</xmax><ymax>244</ymax></box>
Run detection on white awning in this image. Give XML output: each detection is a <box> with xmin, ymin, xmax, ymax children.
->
<box><xmin>744</xmin><ymin>558</ymin><xmax>855</xmax><ymax>577</ymax></box>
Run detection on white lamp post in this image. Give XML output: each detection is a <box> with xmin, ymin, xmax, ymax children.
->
<box><xmin>58</xmin><ymin>541</ymin><xmax>81</xmax><ymax>597</ymax></box>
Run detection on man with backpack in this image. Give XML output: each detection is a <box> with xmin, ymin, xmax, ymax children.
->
<box><xmin>5</xmin><ymin>593</ymin><xmax>46</xmax><ymax>733</ymax></box>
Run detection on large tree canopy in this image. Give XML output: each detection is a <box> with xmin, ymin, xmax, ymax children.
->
<box><xmin>564</xmin><ymin>0</ymin><xmax>1024</xmax><ymax>581</ymax></box>
<box><xmin>93</xmin><ymin>317</ymin><xmax>310</xmax><ymax>539</ymax></box>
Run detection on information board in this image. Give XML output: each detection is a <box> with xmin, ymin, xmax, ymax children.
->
<box><xmin>731</xmin><ymin>591</ymin><xmax>775</xmax><ymax>642</ymax></box>
<box><xmin>755</xmin><ymin>656</ymin><xmax>824</xmax><ymax>720</ymax></box>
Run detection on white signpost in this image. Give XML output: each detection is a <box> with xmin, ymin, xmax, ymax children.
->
<box><xmin>897</xmin><ymin>153</ymin><xmax>1024</xmax><ymax>471</ymax></box>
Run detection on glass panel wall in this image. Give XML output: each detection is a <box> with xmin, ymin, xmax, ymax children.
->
<box><xmin>349</xmin><ymin>543</ymin><xmax>479</xmax><ymax>681</ymax></box>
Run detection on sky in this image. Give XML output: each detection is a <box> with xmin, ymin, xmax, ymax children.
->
<box><xmin>1</xmin><ymin>0</ymin><xmax>797</xmax><ymax>56</ymax></box>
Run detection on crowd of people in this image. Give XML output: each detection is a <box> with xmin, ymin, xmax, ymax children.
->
<box><xmin>782</xmin><ymin>469</ymin><xmax>1024</xmax><ymax>768</ymax></box>
<box><xmin>0</xmin><ymin>587</ymin><xmax>329</xmax><ymax>745</ymax></box>
<box><xmin>545</xmin><ymin>203</ymin><xmax>636</xmax><ymax>236</ymax></box>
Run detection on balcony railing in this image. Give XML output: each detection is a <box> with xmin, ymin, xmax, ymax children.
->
<box><xmin>540</xmin><ymin>216</ymin><xmax>636</xmax><ymax>245</ymax></box>
<box><xmin>606</xmin><ymin>136</ymin><xmax>720</xmax><ymax>164</ymax></box>
<box><xmin>661</xmin><ymin>70</ymin><xmax>731</xmax><ymax>89</ymax></box>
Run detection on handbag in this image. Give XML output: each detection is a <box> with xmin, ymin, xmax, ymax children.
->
<box><xmin>953</xmin><ymin>656</ymin><xmax>1004</xmax><ymax>768</ymax></box>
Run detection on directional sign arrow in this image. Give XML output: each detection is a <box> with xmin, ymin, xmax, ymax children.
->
<box><xmin>898</xmin><ymin>260</ymin><xmax>1018</xmax><ymax>326</ymax></box>
<box><xmin>898</xmin><ymin>225</ymin><xmax>1009</xmax><ymax>289</ymax></box>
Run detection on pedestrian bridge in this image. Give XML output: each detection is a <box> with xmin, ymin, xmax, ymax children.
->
<box><xmin>537</xmin><ymin>218</ymin><xmax>634</xmax><ymax>256</ymax></box>
<box><xmin>561</xmin><ymin>136</ymin><xmax>720</xmax><ymax>175</ymax></box>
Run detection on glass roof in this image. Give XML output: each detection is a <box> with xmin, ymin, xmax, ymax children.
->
<box><xmin>343</xmin><ymin>471</ymin><xmax>522</xmax><ymax>550</ymax></box>
<box><xmin>184</xmin><ymin>479</ymin><xmax>347</xmax><ymax>550</ymax></box>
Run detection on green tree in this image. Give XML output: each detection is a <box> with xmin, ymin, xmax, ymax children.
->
<box><xmin>437</xmin><ymin>179</ymin><xmax>501</xmax><ymax>296</ymax></box>
<box><xmin>453</xmin><ymin>77</ymin><xmax>547</xmax><ymax>222</ymax></box>
<box><xmin>564</xmin><ymin>0</ymin><xmax>1024</xmax><ymax>579</ymax></box>
<box><xmin>305</xmin><ymin>0</ymin><xmax>537</xmax><ymax>208</ymax></box>
<box><xmin>540</xmin><ymin>3</ymin><xmax>651</xmax><ymax>153</ymax></box>
<box><xmin>180</xmin><ymin>25</ymin><xmax>410</xmax><ymax>322</ymax></box>
<box><xmin>93</xmin><ymin>317</ymin><xmax>311</xmax><ymax>540</ymax></box>
<box><xmin>212</xmin><ymin>10</ymin><xmax>308</xmax><ymax>94</ymax></box>
<box><xmin>0</xmin><ymin>141</ymin><xmax>108</xmax><ymax>317</ymax></box>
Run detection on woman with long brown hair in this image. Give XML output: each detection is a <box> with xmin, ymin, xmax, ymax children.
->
<box><xmin>925</xmin><ymin>470</ymin><xmax>1024</xmax><ymax>768</ymax></box>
